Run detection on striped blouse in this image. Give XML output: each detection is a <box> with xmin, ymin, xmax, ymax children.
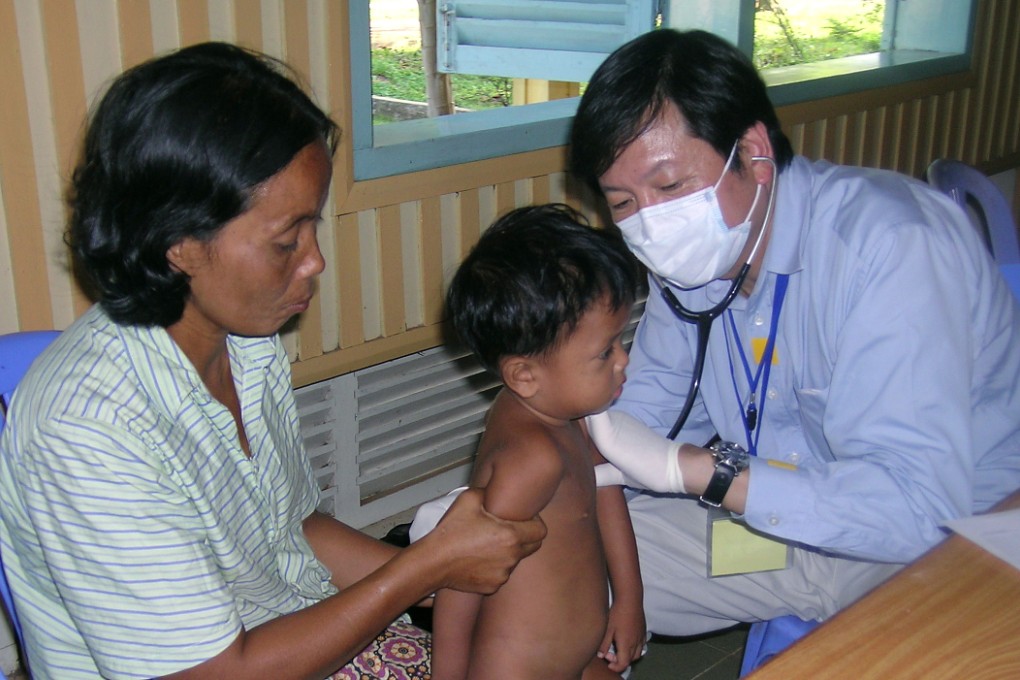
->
<box><xmin>0</xmin><ymin>305</ymin><xmax>334</xmax><ymax>678</ymax></box>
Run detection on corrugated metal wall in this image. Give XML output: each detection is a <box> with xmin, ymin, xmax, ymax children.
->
<box><xmin>1</xmin><ymin>0</ymin><xmax>1018</xmax><ymax>386</ymax></box>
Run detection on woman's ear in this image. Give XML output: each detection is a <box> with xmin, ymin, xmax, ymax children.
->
<box><xmin>166</xmin><ymin>242</ymin><xmax>186</xmax><ymax>274</ymax></box>
<box><xmin>166</xmin><ymin>238</ymin><xmax>202</xmax><ymax>275</ymax></box>
<box><xmin>501</xmin><ymin>356</ymin><xmax>540</xmax><ymax>399</ymax></box>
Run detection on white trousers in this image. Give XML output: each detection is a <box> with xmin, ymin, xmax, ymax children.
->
<box><xmin>627</xmin><ymin>492</ymin><xmax>903</xmax><ymax>636</ymax></box>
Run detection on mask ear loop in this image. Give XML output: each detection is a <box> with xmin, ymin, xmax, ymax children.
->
<box><xmin>713</xmin><ymin>143</ymin><xmax>741</xmax><ymax>192</ymax></box>
<box><xmin>743</xmin><ymin>155</ymin><xmax>778</xmax><ymax>266</ymax></box>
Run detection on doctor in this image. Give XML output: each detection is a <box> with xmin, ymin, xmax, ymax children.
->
<box><xmin>571</xmin><ymin>29</ymin><xmax>1020</xmax><ymax>635</ymax></box>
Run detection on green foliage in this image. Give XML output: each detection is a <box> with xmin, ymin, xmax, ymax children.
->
<box><xmin>372</xmin><ymin>47</ymin><xmax>512</xmax><ymax>111</ymax></box>
<box><xmin>753</xmin><ymin>30</ymin><xmax>882</xmax><ymax>69</ymax></box>
<box><xmin>753</xmin><ymin>0</ymin><xmax>883</xmax><ymax>69</ymax></box>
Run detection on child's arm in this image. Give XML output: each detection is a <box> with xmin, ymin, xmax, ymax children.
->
<box><xmin>433</xmin><ymin>436</ymin><xmax>563</xmax><ymax>679</ymax></box>
<box><xmin>593</xmin><ymin>451</ymin><xmax>646</xmax><ymax>672</ymax></box>
<box><xmin>431</xmin><ymin>589</ymin><xmax>482</xmax><ymax>680</ymax></box>
<box><xmin>483</xmin><ymin>439</ymin><xmax>563</xmax><ymax>520</ymax></box>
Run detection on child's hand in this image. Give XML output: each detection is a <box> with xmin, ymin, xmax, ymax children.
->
<box><xmin>597</xmin><ymin>598</ymin><xmax>647</xmax><ymax>673</ymax></box>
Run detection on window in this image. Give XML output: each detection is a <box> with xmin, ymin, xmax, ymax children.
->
<box><xmin>353</xmin><ymin>1</ymin><xmax>974</xmax><ymax>179</ymax></box>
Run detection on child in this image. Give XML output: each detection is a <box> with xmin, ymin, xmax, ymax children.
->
<box><xmin>430</xmin><ymin>204</ymin><xmax>645</xmax><ymax>679</ymax></box>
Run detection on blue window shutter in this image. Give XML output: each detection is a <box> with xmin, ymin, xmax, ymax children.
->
<box><xmin>437</xmin><ymin>0</ymin><xmax>658</xmax><ymax>82</ymax></box>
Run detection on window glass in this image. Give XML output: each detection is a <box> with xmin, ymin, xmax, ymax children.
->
<box><xmin>356</xmin><ymin>1</ymin><xmax>973</xmax><ymax>179</ymax></box>
<box><xmin>753</xmin><ymin>0</ymin><xmax>884</xmax><ymax>69</ymax></box>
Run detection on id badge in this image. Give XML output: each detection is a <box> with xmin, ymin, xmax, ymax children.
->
<box><xmin>706</xmin><ymin>506</ymin><xmax>791</xmax><ymax>577</ymax></box>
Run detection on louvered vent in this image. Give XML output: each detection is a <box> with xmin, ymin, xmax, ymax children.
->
<box><xmin>295</xmin><ymin>381</ymin><xmax>338</xmax><ymax>516</ymax></box>
<box><xmin>437</xmin><ymin>0</ymin><xmax>657</xmax><ymax>81</ymax></box>
<box><xmin>356</xmin><ymin>345</ymin><xmax>500</xmax><ymax>503</ymax></box>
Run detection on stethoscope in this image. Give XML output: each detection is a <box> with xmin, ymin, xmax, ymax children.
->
<box><xmin>651</xmin><ymin>156</ymin><xmax>778</xmax><ymax>441</ymax></box>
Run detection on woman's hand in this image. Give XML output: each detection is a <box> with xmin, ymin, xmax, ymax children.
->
<box><xmin>420</xmin><ymin>487</ymin><xmax>546</xmax><ymax>594</ymax></box>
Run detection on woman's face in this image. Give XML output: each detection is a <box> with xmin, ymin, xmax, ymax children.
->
<box><xmin>168</xmin><ymin>141</ymin><xmax>330</xmax><ymax>340</ymax></box>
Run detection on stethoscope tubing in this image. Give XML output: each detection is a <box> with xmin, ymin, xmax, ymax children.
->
<box><xmin>656</xmin><ymin>264</ymin><xmax>749</xmax><ymax>440</ymax></box>
<box><xmin>652</xmin><ymin>156</ymin><xmax>778</xmax><ymax>441</ymax></box>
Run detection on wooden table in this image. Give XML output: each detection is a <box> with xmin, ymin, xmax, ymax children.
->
<box><xmin>748</xmin><ymin>489</ymin><xmax>1020</xmax><ymax>679</ymax></box>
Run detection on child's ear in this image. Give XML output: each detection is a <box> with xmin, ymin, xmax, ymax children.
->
<box><xmin>501</xmin><ymin>355</ymin><xmax>540</xmax><ymax>399</ymax></box>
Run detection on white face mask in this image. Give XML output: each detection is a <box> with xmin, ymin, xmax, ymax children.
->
<box><xmin>616</xmin><ymin>145</ymin><xmax>763</xmax><ymax>289</ymax></box>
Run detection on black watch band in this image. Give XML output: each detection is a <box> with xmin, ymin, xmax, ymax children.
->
<box><xmin>699</xmin><ymin>441</ymin><xmax>749</xmax><ymax>507</ymax></box>
<box><xmin>700</xmin><ymin>462</ymin><xmax>737</xmax><ymax>507</ymax></box>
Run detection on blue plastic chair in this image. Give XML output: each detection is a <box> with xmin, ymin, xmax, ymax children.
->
<box><xmin>0</xmin><ymin>330</ymin><xmax>60</xmax><ymax>428</ymax></box>
<box><xmin>926</xmin><ymin>158</ymin><xmax>1020</xmax><ymax>301</ymax></box>
<box><xmin>740</xmin><ymin>615</ymin><xmax>819</xmax><ymax>676</ymax></box>
<box><xmin>0</xmin><ymin>329</ymin><xmax>60</xmax><ymax>677</ymax></box>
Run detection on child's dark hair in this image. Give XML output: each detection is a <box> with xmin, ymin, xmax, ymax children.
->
<box><xmin>447</xmin><ymin>203</ymin><xmax>638</xmax><ymax>376</ymax></box>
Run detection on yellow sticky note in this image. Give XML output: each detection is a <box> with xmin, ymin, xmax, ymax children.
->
<box><xmin>709</xmin><ymin>513</ymin><xmax>790</xmax><ymax>577</ymax></box>
<box><xmin>751</xmin><ymin>337</ymin><xmax>779</xmax><ymax>365</ymax></box>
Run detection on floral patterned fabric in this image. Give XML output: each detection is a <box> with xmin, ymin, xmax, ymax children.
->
<box><xmin>330</xmin><ymin>620</ymin><xmax>431</xmax><ymax>679</ymax></box>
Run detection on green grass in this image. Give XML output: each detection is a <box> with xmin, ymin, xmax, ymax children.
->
<box><xmin>372</xmin><ymin>47</ymin><xmax>513</xmax><ymax>111</ymax></box>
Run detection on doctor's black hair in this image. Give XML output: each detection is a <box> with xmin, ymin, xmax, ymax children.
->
<box><xmin>569</xmin><ymin>29</ymin><xmax>794</xmax><ymax>195</ymax></box>
<box><xmin>67</xmin><ymin>41</ymin><xmax>339</xmax><ymax>327</ymax></box>
<box><xmin>446</xmin><ymin>203</ymin><xmax>638</xmax><ymax>378</ymax></box>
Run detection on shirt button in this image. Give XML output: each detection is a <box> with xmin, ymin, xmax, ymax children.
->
<box><xmin>768</xmin><ymin>514</ymin><xmax>780</xmax><ymax>526</ymax></box>
<box><xmin>789</xmin><ymin>452</ymin><xmax>801</xmax><ymax>464</ymax></box>
<box><xmin>767</xmin><ymin>388</ymin><xmax>778</xmax><ymax>400</ymax></box>
<box><xmin>753</xmin><ymin>313</ymin><xmax>765</xmax><ymax>326</ymax></box>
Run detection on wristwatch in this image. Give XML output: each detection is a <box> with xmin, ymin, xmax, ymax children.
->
<box><xmin>700</xmin><ymin>441</ymin><xmax>750</xmax><ymax>507</ymax></box>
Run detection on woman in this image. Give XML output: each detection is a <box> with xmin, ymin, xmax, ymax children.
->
<box><xmin>0</xmin><ymin>42</ymin><xmax>544</xmax><ymax>679</ymax></box>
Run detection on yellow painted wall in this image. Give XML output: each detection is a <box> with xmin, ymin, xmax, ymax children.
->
<box><xmin>2</xmin><ymin>0</ymin><xmax>1018</xmax><ymax>387</ymax></box>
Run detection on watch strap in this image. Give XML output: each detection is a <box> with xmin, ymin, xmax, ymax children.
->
<box><xmin>700</xmin><ymin>461</ymin><xmax>736</xmax><ymax>507</ymax></box>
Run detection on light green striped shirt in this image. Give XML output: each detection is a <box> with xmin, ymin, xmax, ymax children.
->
<box><xmin>0</xmin><ymin>305</ymin><xmax>334</xmax><ymax>679</ymax></box>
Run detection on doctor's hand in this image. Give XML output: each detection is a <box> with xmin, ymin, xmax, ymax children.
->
<box><xmin>586</xmin><ymin>410</ymin><xmax>687</xmax><ymax>493</ymax></box>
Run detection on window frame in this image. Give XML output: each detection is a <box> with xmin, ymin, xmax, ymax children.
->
<box><xmin>351</xmin><ymin>0</ymin><xmax>976</xmax><ymax>180</ymax></box>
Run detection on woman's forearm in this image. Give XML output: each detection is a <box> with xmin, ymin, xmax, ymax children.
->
<box><xmin>161</xmin><ymin>537</ymin><xmax>447</xmax><ymax>679</ymax></box>
<box><xmin>161</xmin><ymin>490</ymin><xmax>544</xmax><ymax>680</ymax></box>
<box><xmin>302</xmin><ymin>511</ymin><xmax>401</xmax><ymax>588</ymax></box>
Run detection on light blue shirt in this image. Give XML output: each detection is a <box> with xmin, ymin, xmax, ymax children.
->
<box><xmin>617</xmin><ymin>157</ymin><xmax>1020</xmax><ymax>563</ymax></box>
<box><xmin>0</xmin><ymin>305</ymin><xmax>332</xmax><ymax>679</ymax></box>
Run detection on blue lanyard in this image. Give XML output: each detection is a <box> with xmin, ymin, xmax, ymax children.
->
<box><xmin>725</xmin><ymin>274</ymin><xmax>789</xmax><ymax>456</ymax></box>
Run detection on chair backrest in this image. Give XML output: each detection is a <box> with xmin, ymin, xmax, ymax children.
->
<box><xmin>0</xmin><ymin>330</ymin><xmax>61</xmax><ymax>430</ymax></box>
<box><xmin>926</xmin><ymin>158</ymin><xmax>1020</xmax><ymax>266</ymax></box>
<box><xmin>0</xmin><ymin>329</ymin><xmax>59</xmax><ymax>677</ymax></box>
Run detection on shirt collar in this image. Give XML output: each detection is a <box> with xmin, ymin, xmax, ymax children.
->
<box><xmin>761</xmin><ymin>155</ymin><xmax>812</xmax><ymax>278</ymax></box>
<box><xmin>88</xmin><ymin>305</ymin><xmax>279</xmax><ymax>393</ymax></box>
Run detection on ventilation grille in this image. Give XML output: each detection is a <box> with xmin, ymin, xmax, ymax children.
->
<box><xmin>356</xmin><ymin>345</ymin><xmax>500</xmax><ymax>503</ymax></box>
<box><xmin>295</xmin><ymin>381</ymin><xmax>338</xmax><ymax>516</ymax></box>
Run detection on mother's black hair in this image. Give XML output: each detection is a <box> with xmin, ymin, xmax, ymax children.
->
<box><xmin>67</xmin><ymin>41</ymin><xmax>339</xmax><ymax>327</ymax></box>
<box><xmin>570</xmin><ymin>29</ymin><xmax>793</xmax><ymax>195</ymax></box>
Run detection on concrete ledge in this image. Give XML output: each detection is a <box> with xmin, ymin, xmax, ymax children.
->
<box><xmin>372</xmin><ymin>95</ymin><xmax>472</xmax><ymax>121</ymax></box>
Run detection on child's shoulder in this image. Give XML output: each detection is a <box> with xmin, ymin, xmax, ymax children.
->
<box><xmin>481</xmin><ymin>412</ymin><xmax>564</xmax><ymax>470</ymax></box>
<box><xmin>475</xmin><ymin>421</ymin><xmax>570</xmax><ymax>521</ymax></box>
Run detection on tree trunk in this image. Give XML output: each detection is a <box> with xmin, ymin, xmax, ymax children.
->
<box><xmin>417</xmin><ymin>0</ymin><xmax>455</xmax><ymax>117</ymax></box>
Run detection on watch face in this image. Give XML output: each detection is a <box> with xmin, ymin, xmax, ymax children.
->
<box><xmin>714</xmin><ymin>442</ymin><xmax>746</xmax><ymax>456</ymax></box>
<box><xmin>710</xmin><ymin>441</ymin><xmax>749</xmax><ymax>471</ymax></box>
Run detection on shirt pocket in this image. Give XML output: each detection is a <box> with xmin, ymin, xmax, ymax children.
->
<box><xmin>795</xmin><ymin>386</ymin><xmax>835</xmax><ymax>462</ymax></box>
